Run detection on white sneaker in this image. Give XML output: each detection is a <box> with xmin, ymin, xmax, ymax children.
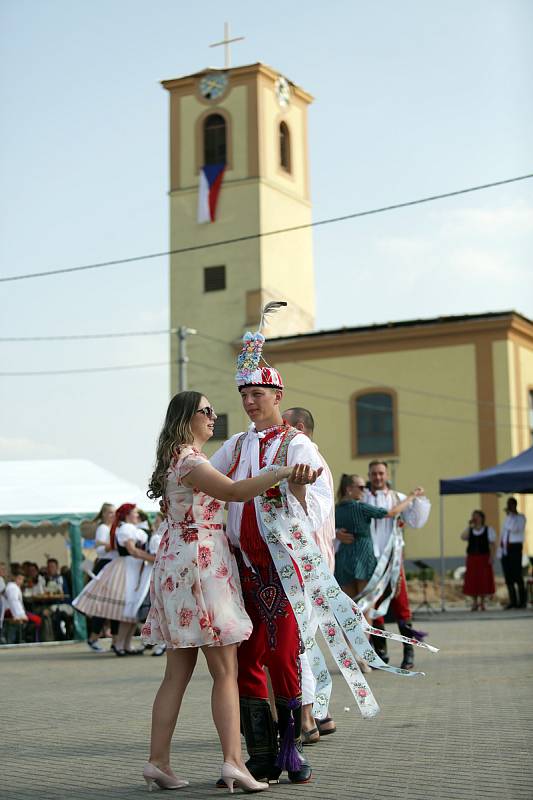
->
<box><xmin>152</xmin><ymin>644</ymin><xmax>166</xmax><ymax>657</ymax></box>
<box><xmin>87</xmin><ymin>639</ymin><xmax>105</xmax><ymax>653</ymax></box>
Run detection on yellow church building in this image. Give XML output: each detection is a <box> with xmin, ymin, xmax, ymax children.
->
<box><xmin>162</xmin><ymin>61</ymin><xmax>533</xmax><ymax>566</ymax></box>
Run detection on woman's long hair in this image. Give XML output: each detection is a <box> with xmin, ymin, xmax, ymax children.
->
<box><xmin>148</xmin><ymin>391</ymin><xmax>204</xmax><ymax>500</ymax></box>
<box><xmin>92</xmin><ymin>502</ymin><xmax>115</xmax><ymax>524</ymax></box>
<box><xmin>337</xmin><ymin>473</ymin><xmax>358</xmax><ymax>503</ymax></box>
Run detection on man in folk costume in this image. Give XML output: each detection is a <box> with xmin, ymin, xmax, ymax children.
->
<box><xmin>358</xmin><ymin>460</ymin><xmax>431</xmax><ymax>670</ymax></box>
<box><xmin>210</xmin><ymin>305</ymin><xmax>332</xmax><ymax>784</ymax></box>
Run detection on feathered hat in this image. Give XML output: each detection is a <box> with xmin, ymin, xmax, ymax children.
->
<box><xmin>235</xmin><ymin>302</ymin><xmax>286</xmax><ymax>389</ymax></box>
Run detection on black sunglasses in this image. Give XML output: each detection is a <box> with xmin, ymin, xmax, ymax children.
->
<box><xmin>196</xmin><ymin>406</ymin><xmax>216</xmax><ymax>419</ymax></box>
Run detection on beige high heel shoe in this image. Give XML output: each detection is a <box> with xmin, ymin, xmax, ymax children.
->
<box><xmin>220</xmin><ymin>762</ymin><xmax>269</xmax><ymax>793</ymax></box>
<box><xmin>142</xmin><ymin>762</ymin><xmax>189</xmax><ymax>791</ymax></box>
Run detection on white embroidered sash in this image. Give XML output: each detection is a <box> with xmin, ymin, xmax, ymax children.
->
<box><xmin>254</xmin><ymin>481</ymin><xmax>438</xmax><ymax>720</ymax></box>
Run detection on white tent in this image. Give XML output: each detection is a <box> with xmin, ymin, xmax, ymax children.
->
<box><xmin>0</xmin><ymin>459</ymin><xmax>158</xmax><ymax>640</ymax></box>
<box><xmin>0</xmin><ymin>459</ymin><xmax>158</xmax><ymax>517</ymax></box>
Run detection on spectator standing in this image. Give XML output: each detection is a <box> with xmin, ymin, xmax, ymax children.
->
<box><xmin>461</xmin><ymin>510</ymin><xmax>496</xmax><ymax>611</ymax></box>
<box><xmin>499</xmin><ymin>498</ymin><xmax>527</xmax><ymax>609</ymax></box>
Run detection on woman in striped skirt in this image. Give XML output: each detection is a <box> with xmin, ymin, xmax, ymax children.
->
<box><xmin>73</xmin><ymin>503</ymin><xmax>155</xmax><ymax>655</ymax></box>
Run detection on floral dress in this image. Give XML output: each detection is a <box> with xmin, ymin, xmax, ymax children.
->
<box><xmin>141</xmin><ymin>447</ymin><xmax>252</xmax><ymax>648</ymax></box>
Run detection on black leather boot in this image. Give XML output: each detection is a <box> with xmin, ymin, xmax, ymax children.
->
<box><xmin>398</xmin><ymin>620</ymin><xmax>415</xmax><ymax>669</ymax></box>
<box><xmin>275</xmin><ymin>699</ymin><xmax>312</xmax><ymax>784</ymax></box>
<box><xmin>370</xmin><ymin>620</ymin><xmax>389</xmax><ymax>664</ymax></box>
<box><xmin>240</xmin><ymin>697</ymin><xmax>279</xmax><ymax>783</ymax></box>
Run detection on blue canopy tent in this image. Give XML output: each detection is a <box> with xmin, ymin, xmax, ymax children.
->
<box><xmin>437</xmin><ymin>446</ymin><xmax>533</xmax><ymax>609</ymax></box>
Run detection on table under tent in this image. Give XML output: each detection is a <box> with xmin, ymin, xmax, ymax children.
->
<box><xmin>438</xmin><ymin>446</ymin><xmax>533</xmax><ymax>610</ymax></box>
<box><xmin>0</xmin><ymin>459</ymin><xmax>158</xmax><ymax>640</ymax></box>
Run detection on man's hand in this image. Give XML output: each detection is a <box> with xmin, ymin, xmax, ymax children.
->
<box><xmin>288</xmin><ymin>463</ymin><xmax>323</xmax><ymax>486</ymax></box>
<box><xmin>336</xmin><ymin>528</ymin><xmax>353</xmax><ymax>544</ymax></box>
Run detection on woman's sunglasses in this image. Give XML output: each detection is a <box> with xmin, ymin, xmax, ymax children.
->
<box><xmin>196</xmin><ymin>406</ymin><xmax>216</xmax><ymax>419</ymax></box>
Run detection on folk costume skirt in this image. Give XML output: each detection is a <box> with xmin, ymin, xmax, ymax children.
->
<box><xmin>73</xmin><ymin>555</ymin><xmax>151</xmax><ymax>623</ymax></box>
<box><xmin>463</xmin><ymin>554</ymin><xmax>495</xmax><ymax>597</ymax></box>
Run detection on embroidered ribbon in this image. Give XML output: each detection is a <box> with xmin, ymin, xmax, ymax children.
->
<box><xmin>254</xmin><ymin>482</ymin><xmax>439</xmax><ymax>720</ymax></box>
<box><xmin>355</xmin><ymin>526</ymin><xmax>403</xmax><ymax>618</ymax></box>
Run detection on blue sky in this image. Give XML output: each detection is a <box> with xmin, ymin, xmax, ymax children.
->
<box><xmin>1</xmin><ymin>0</ymin><xmax>532</xmax><ymax>487</ymax></box>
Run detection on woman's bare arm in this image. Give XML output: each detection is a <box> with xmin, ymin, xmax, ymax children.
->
<box><xmin>182</xmin><ymin>462</ymin><xmax>320</xmax><ymax>502</ymax></box>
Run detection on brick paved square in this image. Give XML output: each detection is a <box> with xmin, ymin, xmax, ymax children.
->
<box><xmin>1</xmin><ymin>612</ymin><xmax>532</xmax><ymax>800</ymax></box>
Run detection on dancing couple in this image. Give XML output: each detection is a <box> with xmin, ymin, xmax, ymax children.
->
<box><xmin>141</xmin><ymin>309</ymin><xmax>437</xmax><ymax>792</ymax></box>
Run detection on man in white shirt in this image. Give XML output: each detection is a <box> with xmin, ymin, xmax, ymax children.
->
<box><xmin>363</xmin><ymin>460</ymin><xmax>431</xmax><ymax>670</ymax></box>
<box><xmin>5</xmin><ymin>572</ymin><xmax>28</xmax><ymax>621</ymax></box>
<box><xmin>499</xmin><ymin>498</ymin><xmax>527</xmax><ymax>609</ymax></box>
<box><xmin>282</xmin><ymin>406</ymin><xmax>337</xmax><ymax>743</ymax></box>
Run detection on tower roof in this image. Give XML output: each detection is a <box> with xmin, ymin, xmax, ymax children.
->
<box><xmin>161</xmin><ymin>62</ymin><xmax>314</xmax><ymax>103</ymax></box>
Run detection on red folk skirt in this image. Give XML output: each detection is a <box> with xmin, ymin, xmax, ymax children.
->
<box><xmin>463</xmin><ymin>554</ymin><xmax>495</xmax><ymax>596</ymax></box>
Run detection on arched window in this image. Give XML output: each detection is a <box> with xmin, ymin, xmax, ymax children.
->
<box><xmin>354</xmin><ymin>390</ymin><xmax>397</xmax><ymax>456</ymax></box>
<box><xmin>279</xmin><ymin>121</ymin><xmax>291</xmax><ymax>172</ymax></box>
<box><xmin>204</xmin><ymin>113</ymin><xmax>226</xmax><ymax>165</ymax></box>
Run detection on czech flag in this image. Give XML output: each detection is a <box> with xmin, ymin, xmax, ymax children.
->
<box><xmin>197</xmin><ymin>163</ymin><xmax>226</xmax><ymax>223</ymax></box>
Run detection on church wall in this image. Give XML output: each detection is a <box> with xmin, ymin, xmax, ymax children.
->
<box><xmin>273</xmin><ymin>343</ymin><xmax>488</xmax><ymax>563</ymax></box>
<box><xmin>514</xmin><ymin>341</ymin><xmax>533</xmax><ymax>554</ymax></box>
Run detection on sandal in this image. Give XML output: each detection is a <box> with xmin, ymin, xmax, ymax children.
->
<box><xmin>302</xmin><ymin>726</ymin><xmax>320</xmax><ymax>745</ymax></box>
<box><xmin>315</xmin><ymin>716</ymin><xmax>337</xmax><ymax>736</ymax></box>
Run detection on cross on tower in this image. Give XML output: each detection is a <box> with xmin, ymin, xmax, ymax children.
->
<box><xmin>209</xmin><ymin>22</ymin><xmax>244</xmax><ymax>68</ymax></box>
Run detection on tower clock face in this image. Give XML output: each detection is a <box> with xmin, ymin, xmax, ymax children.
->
<box><xmin>199</xmin><ymin>72</ymin><xmax>229</xmax><ymax>101</ymax></box>
<box><xmin>275</xmin><ymin>76</ymin><xmax>290</xmax><ymax>108</ymax></box>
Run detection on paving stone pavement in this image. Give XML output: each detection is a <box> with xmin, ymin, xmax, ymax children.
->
<box><xmin>1</xmin><ymin>611</ymin><xmax>532</xmax><ymax>800</ymax></box>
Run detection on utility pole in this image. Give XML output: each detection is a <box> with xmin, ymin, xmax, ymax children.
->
<box><xmin>176</xmin><ymin>326</ymin><xmax>197</xmax><ymax>392</ymax></box>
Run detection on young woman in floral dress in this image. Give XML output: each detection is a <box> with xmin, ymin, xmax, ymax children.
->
<box><xmin>141</xmin><ymin>390</ymin><xmax>319</xmax><ymax>793</ymax></box>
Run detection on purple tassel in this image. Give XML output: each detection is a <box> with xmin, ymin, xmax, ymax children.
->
<box><xmin>275</xmin><ymin>700</ymin><xmax>303</xmax><ymax>772</ymax></box>
<box><xmin>402</xmin><ymin>624</ymin><xmax>428</xmax><ymax>641</ymax></box>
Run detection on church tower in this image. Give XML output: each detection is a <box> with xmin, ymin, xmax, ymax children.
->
<box><xmin>162</xmin><ymin>61</ymin><xmax>315</xmax><ymax>441</ymax></box>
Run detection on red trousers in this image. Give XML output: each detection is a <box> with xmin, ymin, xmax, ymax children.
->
<box><xmin>374</xmin><ymin>564</ymin><xmax>412</xmax><ymax>627</ymax></box>
<box><xmin>236</xmin><ymin>503</ymin><xmax>302</xmax><ymax>701</ymax></box>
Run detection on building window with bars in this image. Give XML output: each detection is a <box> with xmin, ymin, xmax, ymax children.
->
<box><xmin>353</xmin><ymin>390</ymin><xmax>397</xmax><ymax>456</ymax></box>
<box><xmin>204</xmin><ymin>113</ymin><xmax>227</xmax><ymax>165</ymax></box>
<box><xmin>212</xmin><ymin>414</ymin><xmax>228</xmax><ymax>440</ymax></box>
<box><xmin>204</xmin><ymin>265</ymin><xmax>226</xmax><ymax>292</ymax></box>
<box><xmin>279</xmin><ymin>121</ymin><xmax>291</xmax><ymax>172</ymax></box>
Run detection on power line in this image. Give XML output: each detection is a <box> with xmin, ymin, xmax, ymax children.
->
<box><xmin>1</xmin><ymin>325</ymin><xmax>531</xmax><ymax>413</ymax></box>
<box><xmin>0</xmin><ymin>361</ymin><xmax>170</xmax><ymax>377</ymax></box>
<box><xmin>188</xmin><ymin>358</ymin><xmax>531</xmax><ymax>432</ymax></box>
<box><xmin>0</xmin><ymin>352</ymin><xmax>529</xmax><ymax>431</ymax></box>
<box><xmin>1</xmin><ymin>173</ymin><xmax>532</xmax><ymax>283</ymax></box>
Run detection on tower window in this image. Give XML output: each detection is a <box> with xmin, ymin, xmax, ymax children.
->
<box><xmin>279</xmin><ymin>122</ymin><xmax>291</xmax><ymax>172</ymax></box>
<box><xmin>204</xmin><ymin>265</ymin><xmax>226</xmax><ymax>292</ymax></box>
<box><xmin>212</xmin><ymin>414</ymin><xmax>228</xmax><ymax>440</ymax></box>
<box><xmin>353</xmin><ymin>390</ymin><xmax>397</xmax><ymax>456</ymax></box>
<box><xmin>204</xmin><ymin>113</ymin><xmax>227</xmax><ymax>165</ymax></box>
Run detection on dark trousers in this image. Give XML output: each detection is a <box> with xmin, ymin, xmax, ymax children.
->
<box><xmin>501</xmin><ymin>544</ymin><xmax>526</xmax><ymax>607</ymax></box>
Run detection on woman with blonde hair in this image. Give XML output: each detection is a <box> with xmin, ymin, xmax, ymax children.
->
<box><xmin>140</xmin><ymin>390</ymin><xmax>320</xmax><ymax>793</ymax></box>
<box><xmin>86</xmin><ymin>502</ymin><xmax>116</xmax><ymax>652</ymax></box>
<box><xmin>73</xmin><ymin>503</ymin><xmax>155</xmax><ymax>655</ymax></box>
